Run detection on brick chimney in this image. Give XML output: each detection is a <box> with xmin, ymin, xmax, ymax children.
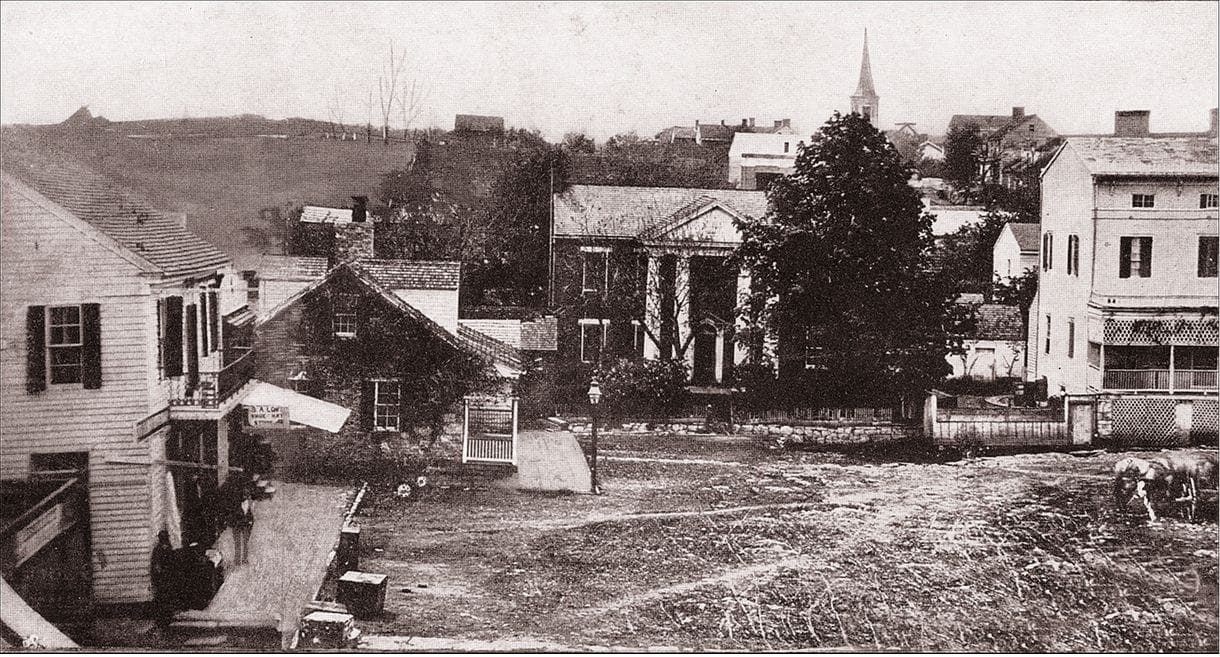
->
<box><xmin>1114</xmin><ymin>110</ymin><xmax>1151</xmax><ymax>137</ymax></box>
<box><xmin>749</xmin><ymin>117</ymin><xmax>755</xmax><ymax>128</ymax></box>
<box><xmin>721</xmin><ymin>119</ymin><xmax>726</xmax><ymax>126</ymax></box>
<box><xmin>1210</xmin><ymin>108</ymin><xmax>1217</xmax><ymax>137</ymax></box>
<box><xmin>741</xmin><ymin>118</ymin><xmax>748</xmax><ymax>128</ymax></box>
<box><xmin>332</xmin><ymin>196</ymin><xmax>373</xmax><ymax>264</ymax></box>
<box><xmin>1012</xmin><ymin>106</ymin><xmax>1025</xmax><ymax>119</ymax></box>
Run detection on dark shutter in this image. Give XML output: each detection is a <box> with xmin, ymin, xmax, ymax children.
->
<box><xmin>81</xmin><ymin>303</ymin><xmax>102</xmax><ymax>389</ymax></box>
<box><xmin>360</xmin><ymin>380</ymin><xmax>376</xmax><ymax>431</ymax></box>
<box><xmin>199</xmin><ymin>292</ymin><xmax>209</xmax><ymax>355</ymax></box>
<box><xmin>208</xmin><ymin>291</ymin><xmax>220</xmax><ymax>354</ymax></box>
<box><xmin>1119</xmin><ymin>237</ymin><xmax>1132</xmax><ymax>278</ymax></box>
<box><xmin>26</xmin><ymin>305</ymin><xmax>46</xmax><ymax>393</ymax></box>
<box><xmin>164</xmin><ymin>296</ymin><xmax>184</xmax><ymax>377</ymax></box>
<box><xmin>186</xmin><ymin>305</ymin><xmax>199</xmax><ymax>391</ymax></box>
<box><xmin>1138</xmin><ymin>237</ymin><xmax>1152</xmax><ymax>277</ymax></box>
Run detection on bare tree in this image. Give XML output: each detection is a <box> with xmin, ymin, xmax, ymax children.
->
<box><xmin>399</xmin><ymin>77</ymin><xmax>427</xmax><ymax>140</ymax></box>
<box><xmin>365</xmin><ymin>87</ymin><xmax>373</xmax><ymax>145</ymax></box>
<box><xmin>377</xmin><ymin>44</ymin><xmax>407</xmax><ymax>144</ymax></box>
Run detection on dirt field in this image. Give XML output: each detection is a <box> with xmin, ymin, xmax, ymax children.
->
<box><xmin>353</xmin><ymin>435</ymin><xmax>1218</xmax><ymax>652</ymax></box>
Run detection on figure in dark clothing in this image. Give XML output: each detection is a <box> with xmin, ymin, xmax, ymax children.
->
<box><xmin>231</xmin><ymin>492</ymin><xmax>255</xmax><ymax>565</ymax></box>
<box><xmin>150</xmin><ymin>531</ymin><xmax>177</xmax><ymax>627</ymax></box>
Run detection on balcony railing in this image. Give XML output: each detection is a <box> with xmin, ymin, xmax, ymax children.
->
<box><xmin>170</xmin><ymin>348</ymin><xmax>256</xmax><ymax>408</ymax></box>
<box><xmin>1102</xmin><ymin>368</ymin><xmax>1217</xmax><ymax>392</ymax></box>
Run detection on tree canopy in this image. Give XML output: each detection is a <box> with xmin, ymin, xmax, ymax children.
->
<box><xmin>733</xmin><ymin>112</ymin><xmax>956</xmax><ymax>404</ymax></box>
<box><xmin>944</xmin><ymin>122</ymin><xmax>983</xmax><ymax>195</ymax></box>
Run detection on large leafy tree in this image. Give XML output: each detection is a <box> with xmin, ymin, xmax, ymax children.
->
<box><xmin>733</xmin><ymin>112</ymin><xmax>955</xmax><ymax>404</ymax></box>
<box><xmin>944</xmin><ymin>121</ymin><xmax>983</xmax><ymax>197</ymax></box>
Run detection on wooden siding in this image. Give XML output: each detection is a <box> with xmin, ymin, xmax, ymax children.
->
<box><xmin>1</xmin><ymin>180</ymin><xmax>158</xmax><ymax>604</ymax></box>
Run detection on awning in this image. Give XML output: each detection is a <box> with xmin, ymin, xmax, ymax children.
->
<box><xmin>241</xmin><ymin>381</ymin><xmax>351</xmax><ymax>433</ymax></box>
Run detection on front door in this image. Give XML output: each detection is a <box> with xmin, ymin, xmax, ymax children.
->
<box><xmin>1067</xmin><ymin>397</ymin><xmax>1095</xmax><ymax>445</ymax></box>
<box><xmin>692</xmin><ymin>325</ymin><xmax>717</xmax><ymax>385</ymax></box>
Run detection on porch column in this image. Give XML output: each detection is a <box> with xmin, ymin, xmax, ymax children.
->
<box><xmin>734</xmin><ymin>269</ymin><xmax>751</xmax><ymax>365</ymax></box>
<box><xmin>676</xmin><ymin>256</ymin><xmax>692</xmax><ymax>370</ymax></box>
<box><xmin>713</xmin><ymin>328</ymin><xmax>725</xmax><ymax>383</ymax></box>
<box><xmin>1168</xmin><ymin>345</ymin><xmax>1175</xmax><ymax>393</ymax></box>
<box><xmin>644</xmin><ymin>255</ymin><xmax>661</xmax><ymax>359</ymax></box>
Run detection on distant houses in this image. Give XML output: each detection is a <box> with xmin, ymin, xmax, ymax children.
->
<box><xmin>947</xmin><ymin>106</ymin><xmax>1060</xmax><ymax>188</ymax></box>
<box><xmin>993</xmin><ymin>222</ymin><xmax>1040</xmax><ymax>283</ymax></box>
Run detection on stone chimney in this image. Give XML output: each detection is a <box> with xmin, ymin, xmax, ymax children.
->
<box><xmin>1012</xmin><ymin>106</ymin><xmax>1025</xmax><ymax>119</ymax></box>
<box><xmin>720</xmin><ymin>119</ymin><xmax>726</xmax><ymax>126</ymax></box>
<box><xmin>333</xmin><ymin>223</ymin><xmax>374</xmax><ymax>264</ymax></box>
<box><xmin>741</xmin><ymin>118</ymin><xmax>748</xmax><ymax>128</ymax></box>
<box><xmin>1114</xmin><ymin>110</ymin><xmax>1151</xmax><ymax>137</ymax></box>
<box><xmin>749</xmin><ymin>117</ymin><xmax>755</xmax><ymax>128</ymax></box>
<box><xmin>1209</xmin><ymin>108</ymin><xmax>1217</xmax><ymax>137</ymax></box>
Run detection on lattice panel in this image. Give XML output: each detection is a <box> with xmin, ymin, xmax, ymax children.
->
<box><xmin>1110</xmin><ymin>397</ymin><xmax>1179</xmax><ymax>446</ymax></box>
<box><xmin>1191</xmin><ymin>399</ymin><xmax>1219</xmax><ymax>445</ymax></box>
<box><xmin>1103</xmin><ymin>318</ymin><xmax>1219</xmax><ymax>346</ymax></box>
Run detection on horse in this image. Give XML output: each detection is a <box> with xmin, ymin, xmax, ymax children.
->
<box><xmin>1114</xmin><ymin>453</ymin><xmax>1219</xmax><ymax>522</ymax></box>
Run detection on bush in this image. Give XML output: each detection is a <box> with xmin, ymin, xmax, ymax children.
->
<box><xmin>599</xmin><ymin>358</ymin><xmax>689</xmax><ymax>419</ymax></box>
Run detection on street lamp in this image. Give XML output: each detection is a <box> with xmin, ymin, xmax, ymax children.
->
<box><xmin>587</xmin><ymin>378</ymin><xmax>602</xmax><ymax>494</ymax></box>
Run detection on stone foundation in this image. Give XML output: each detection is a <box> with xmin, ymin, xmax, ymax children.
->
<box><xmin>563</xmin><ymin>417</ymin><xmax>920</xmax><ymax>448</ymax></box>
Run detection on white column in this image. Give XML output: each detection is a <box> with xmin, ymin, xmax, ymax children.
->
<box><xmin>644</xmin><ymin>255</ymin><xmax>661</xmax><ymax>359</ymax></box>
<box><xmin>676</xmin><ymin>256</ymin><xmax>692</xmax><ymax>368</ymax></box>
<box><xmin>713</xmin><ymin>328</ymin><xmax>725</xmax><ymax>383</ymax></box>
<box><xmin>734</xmin><ymin>269</ymin><xmax>752</xmax><ymax>365</ymax></box>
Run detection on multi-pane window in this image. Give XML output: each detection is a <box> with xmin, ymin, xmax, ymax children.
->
<box><xmin>1044</xmin><ymin>315</ymin><xmax>1052</xmax><ymax>355</ymax></box>
<box><xmin>580</xmin><ymin>249</ymin><xmax>609</xmax><ymax>294</ymax></box>
<box><xmin>1119</xmin><ymin>237</ymin><xmax>1152</xmax><ymax>278</ymax></box>
<box><xmin>1131</xmin><ymin>194</ymin><xmax>1155</xmax><ymax>208</ymax></box>
<box><xmin>579</xmin><ymin>320</ymin><xmax>607</xmax><ymax>363</ymax></box>
<box><xmin>1200</xmin><ymin>193</ymin><xmax>1218</xmax><ymax>209</ymax></box>
<box><xmin>1066</xmin><ymin>318</ymin><xmax>1075</xmax><ymax>359</ymax></box>
<box><xmin>372</xmin><ymin>380</ymin><xmax>400</xmax><ymax>431</ymax></box>
<box><xmin>48</xmin><ymin>305</ymin><xmax>83</xmax><ymax>384</ymax></box>
<box><xmin>1066</xmin><ymin>235</ymin><xmax>1080</xmax><ymax>276</ymax></box>
<box><xmin>1198</xmin><ymin>236</ymin><xmax>1219</xmax><ymax>278</ymax></box>
<box><xmin>1041</xmin><ymin>232</ymin><xmax>1053</xmax><ymax>270</ymax></box>
<box><xmin>333</xmin><ymin>293</ymin><xmax>358</xmax><ymax>338</ymax></box>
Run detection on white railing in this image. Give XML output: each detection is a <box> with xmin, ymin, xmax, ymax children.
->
<box><xmin>1103</xmin><ymin>369</ymin><xmax>1216</xmax><ymax>392</ymax></box>
<box><xmin>462</xmin><ymin>397</ymin><xmax>518</xmax><ymax>465</ymax></box>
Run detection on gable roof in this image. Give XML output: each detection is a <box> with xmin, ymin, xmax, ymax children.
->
<box><xmin>1</xmin><ymin>133</ymin><xmax>231</xmax><ymax>280</ymax></box>
<box><xmin>696</xmin><ymin>123</ymin><xmax>735</xmax><ymax>142</ymax></box>
<box><xmin>974</xmin><ymin>304</ymin><xmax>1024</xmax><ymax>341</ymax></box>
<box><xmin>553</xmin><ymin>184</ymin><xmax>768</xmax><ymax>239</ymax></box>
<box><xmin>358</xmin><ymin>259</ymin><xmax>461</xmax><ymax>290</ymax></box>
<box><xmin>520</xmin><ymin>315</ymin><xmax>558</xmax><ymax>351</ymax></box>
<box><xmin>300</xmin><ymin>206</ymin><xmax>353</xmax><ymax>224</ymax></box>
<box><xmin>1061</xmin><ymin>137</ymin><xmax>1218</xmax><ymax>177</ymax></box>
<box><xmin>947</xmin><ymin>114</ymin><xmax>1015</xmax><ymax>136</ymax></box>
<box><xmin>258</xmin><ymin>255</ymin><xmax>329</xmax><ymax>281</ymax></box>
<box><xmin>456</xmin><ymin>324</ymin><xmax>523</xmax><ymax>370</ymax></box>
<box><xmin>1006</xmin><ymin>222</ymin><xmax>1041</xmax><ymax>252</ymax></box>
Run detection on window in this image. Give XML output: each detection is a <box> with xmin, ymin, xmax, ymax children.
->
<box><xmin>1131</xmin><ymin>194</ymin><xmax>1155</xmax><ymax>208</ymax></box>
<box><xmin>783</xmin><ymin>141</ymin><xmax>790</xmax><ymax>154</ymax></box>
<box><xmin>1044</xmin><ymin>315</ymin><xmax>1052</xmax><ymax>355</ymax></box>
<box><xmin>1066</xmin><ymin>318</ymin><xmax>1075</xmax><ymax>358</ymax></box>
<box><xmin>1199</xmin><ymin>236</ymin><xmax>1219</xmax><ymax>278</ymax></box>
<box><xmin>288</xmin><ymin>368</ymin><xmax>312</xmax><ymax>393</ymax></box>
<box><xmin>579</xmin><ymin>320</ymin><xmax>607</xmax><ymax>363</ymax></box>
<box><xmin>1066</xmin><ymin>235</ymin><xmax>1080</xmax><ymax>276</ymax></box>
<box><xmin>580</xmin><ymin>248</ymin><xmax>609</xmax><ymax>294</ymax></box>
<box><xmin>333</xmin><ymin>293</ymin><xmax>358</xmax><ymax>338</ymax></box>
<box><xmin>1087</xmin><ymin>341</ymin><xmax>1102</xmax><ymax>368</ymax></box>
<box><xmin>1041</xmin><ymin>232</ymin><xmax>1053</xmax><ymax>270</ymax></box>
<box><xmin>1119</xmin><ymin>236</ymin><xmax>1152</xmax><ymax>278</ymax></box>
<box><xmin>48</xmin><ymin>305</ymin><xmax>83</xmax><ymax>384</ymax></box>
<box><xmin>372</xmin><ymin>380</ymin><xmax>400</xmax><ymax>431</ymax></box>
<box><xmin>1200</xmin><ymin>193</ymin><xmax>1218</xmax><ymax>209</ymax></box>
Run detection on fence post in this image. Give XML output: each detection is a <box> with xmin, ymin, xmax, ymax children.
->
<box><xmin>511</xmin><ymin>398</ymin><xmax>519</xmax><ymax>466</ymax></box>
<box><xmin>461</xmin><ymin>399</ymin><xmax>470</xmax><ymax>464</ymax></box>
<box><xmin>923</xmin><ymin>393</ymin><xmax>937</xmax><ymax>438</ymax></box>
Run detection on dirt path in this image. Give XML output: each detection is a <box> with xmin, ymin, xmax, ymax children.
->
<box><xmin>600</xmin><ymin>454</ymin><xmax>749</xmax><ymax>467</ymax></box>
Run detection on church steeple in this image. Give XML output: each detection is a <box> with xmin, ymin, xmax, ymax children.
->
<box><xmin>850</xmin><ymin>29</ymin><xmax>879</xmax><ymax>127</ymax></box>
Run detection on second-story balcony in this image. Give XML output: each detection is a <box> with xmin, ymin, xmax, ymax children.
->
<box><xmin>170</xmin><ymin>347</ymin><xmax>256</xmax><ymax>409</ymax></box>
<box><xmin>1101</xmin><ymin>368</ymin><xmax>1217</xmax><ymax>392</ymax></box>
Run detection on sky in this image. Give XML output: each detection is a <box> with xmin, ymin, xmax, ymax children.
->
<box><xmin>1</xmin><ymin>1</ymin><xmax>1216</xmax><ymax>141</ymax></box>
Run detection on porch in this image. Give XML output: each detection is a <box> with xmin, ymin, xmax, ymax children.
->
<box><xmin>1092</xmin><ymin>344</ymin><xmax>1218</xmax><ymax>393</ymax></box>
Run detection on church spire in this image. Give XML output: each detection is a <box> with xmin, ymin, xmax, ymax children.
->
<box><xmin>850</xmin><ymin>29</ymin><xmax>879</xmax><ymax>126</ymax></box>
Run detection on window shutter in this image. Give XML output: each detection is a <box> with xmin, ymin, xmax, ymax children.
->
<box><xmin>164</xmin><ymin>296</ymin><xmax>184</xmax><ymax>377</ymax></box>
<box><xmin>199</xmin><ymin>292</ymin><xmax>210</xmax><ymax>355</ymax></box>
<box><xmin>186</xmin><ymin>304</ymin><xmax>199</xmax><ymax>390</ymax></box>
<box><xmin>208</xmin><ymin>290</ymin><xmax>220</xmax><ymax>354</ymax></box>
<box><xmin>1119</xmin><ymin>237</ymin><xmax>1132</xmax><ymax>278</ymax></box>
<box><xmin>1138</xmin><ymin>237</ymin><xmax>1152</xmax><ymax>277</ymax></box>
<box><xmin>360</xmin><ymin>380</ymin><xmax>376</xmax><ymax>431</ymax></box>
<box><xmin>26</xmin><ymin>305</ymin><xmax>46</xmax><ymax>393</ymax></box>
<box><xmin>81</xmin><ymin>303</ymin><xmax>102</xmax><ymax>389</ymax></box>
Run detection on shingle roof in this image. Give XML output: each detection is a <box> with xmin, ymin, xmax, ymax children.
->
<box><xmin>358</xmin><ymin>259</ymin><xmax>461</xmax><ymax>290</ymax></box>
<box><xmin>1</xmin><ymin>134</ymin><xmax>231</xmax><ymax>279</ymax></box>
<box><xmin>457</xmin><ymin>324</ymin><xmax>523</xmax><ymax>370</ymax></box>
<box><xmin>553</xmin><ymin>184</ymin><xmax>768</xmax><ymax>238</ymax></box>
<box><xmin>974</xmin><ymin>304</ymin><xmax>1025</xmax><ymax>341</ymax></box>
<box><xmin>300</xmin><ymin>206</ymin><xmax>353</xmax><ymax>223</ymax></box>
<box><xmin>697</xmin><ymin>123</ymin><xmax>735</xmax><ymax>142</ymax></box>
<box><xmin>520</xmin><ymin>315</ymin><xmax>557</xmax><ymax>351</ymax></box>
<box><xmin>258</xmin><ymin>255</ymin><xmax>329</xmax><ymax>280</ymax></box>
<box><xmin>459</xmin><ymin>319</ymin><xmax>521</xmax><ymax>347</ymax></box>
<box><xmin>1007</xmin><ymin>222</ymin><xmax>1041</xmax><ymax>252</ymax></box>
<box><xmin>454</xmin><ymin>114</ymin><xmax>505</xmax><ymax>133</ymax></box>
<box><xmin>947</xmin><ymin>114</ymin><xmax>1015</xmax><ymax>136</ymax></box>
<box><xmin>1064</xmin><ymin>137</ymin><xmax>1218</xmax><ymax>177</ymax></box>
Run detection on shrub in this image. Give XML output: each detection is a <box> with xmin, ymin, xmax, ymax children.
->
<box><xmin>599</xmin><ymin>358</ymin><xmax>689</xmax><ymax>419</ymax></box>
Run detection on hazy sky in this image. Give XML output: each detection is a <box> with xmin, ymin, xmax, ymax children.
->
<box><xmin>2</xmin><ymin>1</ymin><xmax>1216</xmax><ymax>141</ymax></box>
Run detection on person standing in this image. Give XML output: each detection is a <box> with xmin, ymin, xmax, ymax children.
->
<box><xmin>231</xmin><ymin>491</ymin><xmax>255</xmax><ymax>566</ymax></box>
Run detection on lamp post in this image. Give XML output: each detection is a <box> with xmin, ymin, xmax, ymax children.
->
<box><xmin>587</xmin><ymin>378</ymin><xmax>601</xmax><ymax>494</ymax></box>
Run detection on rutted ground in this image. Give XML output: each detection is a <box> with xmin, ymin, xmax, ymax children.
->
<box><xmin>352</xmin><ymin>435</ymin><xmax>1218</xmax><ymax>652</ymax></box>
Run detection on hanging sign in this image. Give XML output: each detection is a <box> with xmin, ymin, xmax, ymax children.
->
<box><xmin>246</xmin><ymin>404</ymin><xmax>290</xmax><ymax>428</ymax></box>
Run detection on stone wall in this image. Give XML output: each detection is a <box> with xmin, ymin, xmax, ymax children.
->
<box><xmin>563</xmin><ymin>417</ymin><xmax>920</xmax><ymax>448</ymax></box>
